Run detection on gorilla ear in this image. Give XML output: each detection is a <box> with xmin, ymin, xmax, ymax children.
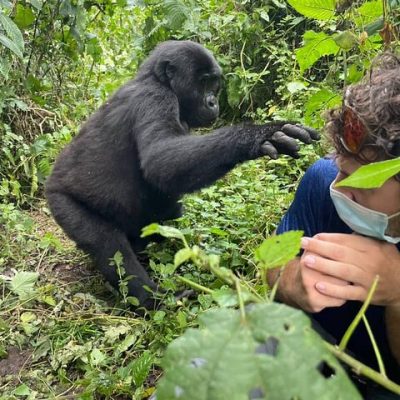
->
<box><xmin>154</xmin><ymin>60</ymin><xmax>176</xmax><ymax>83</ymax></box>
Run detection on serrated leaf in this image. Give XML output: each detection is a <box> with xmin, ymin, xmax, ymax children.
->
<box><xmin>90</xmin><ymin>348</ymin><xmax>107</xmax><ymax>366</ymax></box>
<box><xmin>287</xmin><ymin>0</ymin><xmax>336</xmax><ymax>20</ymax></box>
<box><xmin>157</xmin><ymin>304</ymin><xmax>361</xmax><ymax>400</ymax></box>
<box><xmin>163</xmin><ymin>0</ymin><xmax>189</xmax><ymax>30</ymax></box>
<box><xmin>355</xmin><ymin>0</ymin><xmax>382</xmax><ymax>26</ymax></box>
<box><xmin>255</xmin><ymin>230</ymin><xmax>303</xmax><ymax>269</ymax></box>
<box><xmin>295</xmin><ymin>30</ymin><xmax>340</xmax><ymax>73</ymax></box>
<box><xmin>336</xmin><ymin>158</ymin><xmax>400</xmax><ymax>189</ymax></box>
<box><xmin>9</xmin><ymin>271</ymin><xmax>39</xmax><ymax>299</ymax></box>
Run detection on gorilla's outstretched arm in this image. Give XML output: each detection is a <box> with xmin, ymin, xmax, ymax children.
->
<box><xmin>138</xmin><ymin>122</ymin><xmax>318</xmax><ymax>196</ymax></box>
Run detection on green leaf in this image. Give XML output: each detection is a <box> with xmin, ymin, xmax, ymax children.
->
<box><xmin>287</xmin><ymin>81</ymin><xmax>307</xmax><ymax>94</ymax></box>
<box><xmin>90</xmin><ymin>348</ymin><xmax>107</xmax><ymax>366</ymax></box>
<box><xmin>141</xmin><ymin>223</ymin><xmax>186</xmax><ymax>242</ymax></box>
<box><xmin>0</xmin><ymin>0</ymin><xmax>12</xmax><ymax>9</ymax></box>
<box><xmin>255</xmin><ymin>230</ymin><xmax>303</xmax><ymax>269</ymax></box>
<box><xmin>304</xmin><ymin>88</ymin><xmax>341</xmax><ymax>127</ymax></box>
<box><xmin>287</xmin><ymin>0</ymin><xmax>336</xmax><ymax>20</ymax></box>
<box><xmin>157</xmin><ymin>304</ymin><xmax>361</xmax><ymax>400</ymax></box>
<box><xmin>29</xmin><ymin>0</ymin><xmax>42</xmax><ymax>11</ymax></box>
<box><xmin>333</xmin><ymin>30</ymin><xmax>358</xmax><ymax>51</ymax></box>
<box><xmin>14</xmin><ymin>383</ymin><xmax>31</xmax><ymax>396</ymax></box>
<box><xmin>0</xmin><ymin>13</ymin><xmax>24</xmax><ymax>58</ymax></box>
<box><xmin>9</xmin><ymin>271</ymin><xmax>39</xmax><ymax>300</ymax></box>
<box><xmin>295</xmin><ymin>30</ymin><xmax>340</xmax><ymax>73</ymax></box>
<box><xmin>14</xmin><ymin>4</ymin><xmax>35</xmax><ymax>28</ymax></box>
<box><xmin>0</xmin><ymin>33</ymin><xmax>23</xmax><ymax>58</ymax></box>
<box><xmin>354</xmin><ymin>0</ymin><xmax>382</xmax><ymax>27</ymax></box>
<box><xmin>163</xmin><ymin>0</ymin><xmax>190</xmax><ymax>30</ymax></box>
<box><xmin>174</xmin><ymin>248</ymin><xmax>193</xmax><ymax>267</ymax></box>
<box><xmin>335</xmin><ymin>158</ymin><xmax>400</xmax><ymax>189</ymax></box>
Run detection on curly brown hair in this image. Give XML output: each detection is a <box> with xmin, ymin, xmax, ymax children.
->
<box><xmin>324</xmin><ymin>52</ymin><xmax>400</xmax><ymax>164</ymax></box>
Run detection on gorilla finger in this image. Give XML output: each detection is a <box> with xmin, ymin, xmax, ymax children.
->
<box><xmin>269</xmin><ymin>132</ymin><xmax>300</xmax><ymax>158</ymax></box>
<box><xmin>299</xmin><ymin>124</ymin><xmax>320</xmax><ymax>140</ymax></box>
<box><xmin>281</xmin><ymin>124</ymin><xmax>314</xmax><ymax>144</ymax></box>
<box><xmin>271</xmin><ymin>131</ymin><xmax>300</xmax><ymax>152</ymax></box>
<box><xmin>261</xmin><ymin>142</ymin><xmax>279</xmax><ymax>159</ymax></box>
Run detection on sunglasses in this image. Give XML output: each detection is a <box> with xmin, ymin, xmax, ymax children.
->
<box><xmin>339</xmin><ymin>105</ymin><xmax>370</xmax><ymax>154</ymax></box>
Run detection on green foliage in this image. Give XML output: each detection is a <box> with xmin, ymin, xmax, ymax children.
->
<box><xmin>336</xmin><ymin>158</ymin><xmax>400</xmax><ymax>189</ymax></box>
<box><xmin>157</xmin><ymin>304</ymin><xmax>361</xmax><ymax>400</ymax></box>
<box><xmin>255</xmin><ymin>230</ymin><xmax>303</xmax><ymax>270</ymax></box>
<box><xmin>295</xmin><ymin>30</ymin><xmax>340</xmax><ymax>73</ymax></box>
<box><xmin>288</xmin><ymin>0</ymin><xmax>336</xmax><ymax>21</ymax></box>
<box><xmin>0</xmin><ymin>0</ymin><xmax>399</xmax><ymax>398</ymax></box>
<box><xmin>0</xmin><ymin>11</ymin><xmax>24</xmax><ymax>58</ymax></box>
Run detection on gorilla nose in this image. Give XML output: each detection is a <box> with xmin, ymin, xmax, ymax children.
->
<box><xmin>206</xmin><ymin>96</ymin><xmax>218</xmax><ymax>111</ymax></box>
<box><xmin>207</xmin><ymin>98</ymin><xmax>217</xmax><ymax>108</ymax></box>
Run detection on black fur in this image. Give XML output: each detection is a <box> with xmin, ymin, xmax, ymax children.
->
<box><xmin>45</xmin><ymin>40</ymin><xmax>319</xmax><ymax>307</ymax></box>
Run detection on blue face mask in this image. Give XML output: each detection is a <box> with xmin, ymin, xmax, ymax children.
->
<box><xmin>330</xmin><ymin>182</ymin><xmax>400</xmax><ymax>244</ymax></box>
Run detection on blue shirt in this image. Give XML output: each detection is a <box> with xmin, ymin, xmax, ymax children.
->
<box><xmin>277</xmin><ymin>157</ymin><xmax>400</xmax><ymax>382</ymax></box>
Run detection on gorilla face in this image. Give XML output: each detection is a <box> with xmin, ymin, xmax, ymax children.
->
<box><xmin>156</xmin><ymin>41</ymin><xmax>222</xmax><ymax>128</ymax></box>
<box><xmin>178</xmin><ymin>70</ymin><xmax>221</xmax><ymax>128</ymax></box>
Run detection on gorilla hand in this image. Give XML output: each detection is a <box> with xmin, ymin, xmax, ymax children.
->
<box><xmin>260</xmin><ymin>124</ymin><xmax>320</xmax><ymax>159</ymax></box>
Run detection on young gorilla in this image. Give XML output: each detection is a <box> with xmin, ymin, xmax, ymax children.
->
<box><xmin>46</xmin><ymin>40</ymin><xmax>318</xmax><ymax>308</ymax></box>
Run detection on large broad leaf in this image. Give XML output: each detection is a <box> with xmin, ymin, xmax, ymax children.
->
<box><xmin>296</xmin><ymin>31</ymin><xmax>340</xmax><ymax>73</ymax></box>
<box><xmin>255</xmin><ymin>230</ymin><xmax>303</xmax><ymax>270</ymax></box>
<box><xmin>156</xmin><ymin>303</ymin><xmax>361</xmax><ymax>400</ymax></box>
<box><xmin>354</xmin><ymin>0</ymin><xmax>382</xmax><ymax>27</ymax></box>
<box><xmin>0</xmin><ymin>13</ymin><xmax>24</xmax><ymax>58</ymax></box>
<box><xmin>287</xmin><ymin>0</ymin><xmax>336</xmax><ymax>21</ymax></box>
<box><xmin>336</xmin><ymin>158</ymin><xmax>400</xmax><ymax>189</ymax></box>
<box><xmin>0</xmin><ymin>33</ymin><xmax>23</xmax><ymax>58</ymax></box>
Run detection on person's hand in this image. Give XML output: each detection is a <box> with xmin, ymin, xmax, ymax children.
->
<box><xmin>301</xmin><ymin>233</ymin><xmax>400</xmax><ymax>306</ymax></box>
<box><xmin>276</xmin><ymin>253</ymin><xmax>349</xmax><ymax>313</ymax></box>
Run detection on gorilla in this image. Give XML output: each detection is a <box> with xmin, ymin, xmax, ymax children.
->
<box><xmin>45</xmin><ymin>40</ymin><xmax>318</xmax><ymax>308</ymax></box>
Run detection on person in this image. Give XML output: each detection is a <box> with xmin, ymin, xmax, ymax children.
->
<box><xmin>268</xmin><ymin>52</ymin><xmax>400</xmax><ymax>399</ymax></box>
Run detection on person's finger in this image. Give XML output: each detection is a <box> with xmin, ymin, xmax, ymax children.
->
<box><xmin>301</xmin><ymin>236</ymin><xmax>362</xmax><ymax>265</ymax></box>
<box><xmin>314</xmin><ymin>232</ymin><xmax>380</xmax><ymax>252</ymax></box>
<box><xmin>302</xmin><ymin>254</ymin><xmax>364</xmax><ymax>284</ymax></box>
<box><xmin>315</xmin><ymin>281</ymin><xmax>365</xmax><ymax>301</ymax></box>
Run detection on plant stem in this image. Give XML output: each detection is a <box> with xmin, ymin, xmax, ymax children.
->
<box><xmin>176</xmin><ymin>276</ymin><xmax>214</xmax><ymax>294</ymax></box>
<box><xmin>362</xmin><ymin>314</ymin><xmax>386</xmax><ymax>377</ymax></box>
<box><xmin>339</xmin><ymin>275</ymin><xmax>379</xmax><ymax>351</ymax></box>
<box><xmin>326</xmin><ymin>342</ymin><xmax>400</xmax><ymax>395</ymax></box>
<box><xmin>235</xmin><ymin>279</ymin><xmax>246</xmax><ymax>322</ymax></box>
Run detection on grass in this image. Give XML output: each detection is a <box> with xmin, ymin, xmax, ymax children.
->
<box><xmin>0</xmin><ymin>146</ymin><xmax>321</xmax><ymax>399</ymax></box>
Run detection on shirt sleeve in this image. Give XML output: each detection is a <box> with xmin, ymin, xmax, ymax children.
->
<box><xmin>276</xmin><ymin>158</ymin><xmax>343</xmax><ymax>237</ymax></box>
